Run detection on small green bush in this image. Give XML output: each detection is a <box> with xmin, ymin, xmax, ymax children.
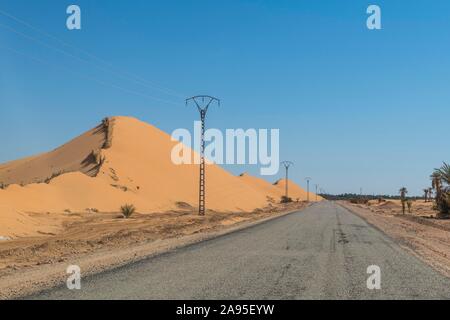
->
<box><xmin>120</xmin><ymin>204</ymin><xmax>136</xmax><ymax>219</ymax></box>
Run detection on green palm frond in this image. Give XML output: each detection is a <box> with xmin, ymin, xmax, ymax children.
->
<box><xmin>436</xmin><ymin>162</ymin><xmax>450</xmax><ymax>185</ymax></box>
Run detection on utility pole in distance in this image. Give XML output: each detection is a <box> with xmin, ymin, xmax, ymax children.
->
<box><xmin>281</xmin><ymin>161</ymin><xmax>294</xmax><ymax>200</ymax></box>
<box><xmin>315</xmin><ymin>184</ymin><xmax>319</xmax><ymax>201</ymax></box>
<box><xmin>305</xmin><ymin>177</ymin><xmax>312</xmax><ymax>202</ymax></box>
<box><xmin>186</xmin><ymin>95</ymin><xmax>220</xmax><ymax>216</ymax></box>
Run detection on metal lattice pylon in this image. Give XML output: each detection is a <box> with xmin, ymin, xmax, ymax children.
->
<box><xmin>186</xmin><ymin>95</ymin><xmax>220</xmax><ymax>216</ymax></box>
<box><xmin>305</xmin><ymin>177</ymin><xmax>312</xmax><ymax>202</ymax></box>
<box><xmin>281</xmin><ymin>161</ymin><xmax>294</xmax><ymax>199</ymax></box>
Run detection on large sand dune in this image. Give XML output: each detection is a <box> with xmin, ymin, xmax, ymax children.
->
<box><xmin>0</xmin><ymin>116</ymin><xmax>319</xmax><ymax>238</ymax></box>
<box><xmin>0</xmin><ymin>123</ymin><xmax>106</xmax><ymax>186</ymax></box>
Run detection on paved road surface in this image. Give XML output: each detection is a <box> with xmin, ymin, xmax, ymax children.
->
<box><xmin>29</xmin><ymin>201</ymin><xmax>450</xmax><ymax>299</ymax></box>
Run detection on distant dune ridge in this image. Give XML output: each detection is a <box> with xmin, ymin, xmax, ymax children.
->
<box><xmin>238</xmin><ymin>173</ymin><xmax>320</xmax><ymax>203</ymax></box>
<box><xmin>0</xmin><ymin>116</ymin><xmax>321</xmax><ymax>237</ymax></box>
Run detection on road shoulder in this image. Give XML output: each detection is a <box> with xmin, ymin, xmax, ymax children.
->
<box><xmin>338</xmin><ymin>201</ymin><xmax>450</xmax><ymax>279</ymax></box>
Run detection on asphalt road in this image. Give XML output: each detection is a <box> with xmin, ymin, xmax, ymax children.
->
<box><xmin>29</xmin><ymin>201</ymin><xmax>450</xmax><ymax>299</ymax></box>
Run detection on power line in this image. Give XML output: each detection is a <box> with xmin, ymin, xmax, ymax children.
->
<box><xmin>0</xmin><ymin>21</ymin><xmax>182</xmax><ymax>100</ymax></box>
<box><xmin>0</xmin><ymin>8</ymin><xmax>185</xmax><ymax>98</ymax></box>
<box><xmin>0</xmin><ymin>8</ymin><xmax>186</xmax><ymax>99</ymax></box>
<box><xmin>0</xmin><ymin>44</ymin><xmax>180</xmax><ymax>106</ymax></box>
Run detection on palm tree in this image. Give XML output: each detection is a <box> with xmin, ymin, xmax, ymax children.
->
<box><xmin>431</xmin><ymin>171</ymin><xmax>442</xmax><ymax>199</ymax></box>
<box><xmin>399</xmin><ymin>187</ymin><xmax>408</xmax><ymax>200</ymax></box>
<box><xmin>428</xmin><ymin>187</ymin><xmax>433</xmax><ymax>201</ymax></box>
<box><xmin>423</xmin><ymin>188</ymin><xmax>429</xmax><ymax>202</ymax></box>
<box><xmin>399</xmin><ymin>187</ymin><xmax>408</xmax><ymax>214</ymax></box>
<box><xmin>436</xmin><ymin>162</ymin><xmax>450</xmax><ymax>186</ymax></box>
<box><xmin>431</xmin><ymin>163</ymin><xmax>450</xmax><ymax>216</ymax></box>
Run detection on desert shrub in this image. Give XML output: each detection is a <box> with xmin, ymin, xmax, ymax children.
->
<box><xmin>349</xmin><ymin>198</ymin><xmax>369</xmax><ymax>205</ymax></box>
<box><xmin>120</xmin><ymin>204</ymin><xmax>136</xmax><ymax>219</ymax></box>
<box><xmin>280</xmin><ymin>196</ymin><xmax>293</xmax><ymax>204</ymax></box>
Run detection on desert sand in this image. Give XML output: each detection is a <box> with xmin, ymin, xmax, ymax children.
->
<box><xmin>0</xmin><ymin>116</ymin><xmax>320</xmax><ymax>238</ymax></box>
<box><xmin>0</xmin><ymin>201</ymin><xmax>309</xmax><ymax>299</ymax></box>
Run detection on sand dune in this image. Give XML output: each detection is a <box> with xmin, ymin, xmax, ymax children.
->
<box><xmin>238</xmin><ymin>173</ymin><xmax>284</xmax><ymax>202</ymax></box>
<box><xmin>239</xmin><ymin>173</ymin><xmax>322</xmax><ymax>202</ymax></box>
<box><xmin>273</xmin><ymin>179</ymin><xmax>323</xmax><ymax>202</ymax></box>
<box><xmin>0</xmin><ymin>116</ymin><xmax>320</xmax><ymax>238</ymax></box>
<box><xmin>0</xmin><ymin>123</ymin><xmax>106</xmax><ymax>186</ymax></box>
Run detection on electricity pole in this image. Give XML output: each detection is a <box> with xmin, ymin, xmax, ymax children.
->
<box><xmin>281</xmin><ymin>161</ymin><xmax>293</xmax><ymax>199</ymax></box>
<box><xmin>315</xmin><ymin>184</ymin><xmax>319</xmax><ymax>201</ymax></box>
<box><xmin>186</xmin><ymin>95</ymin><xmax>220</xmax><ymax>216</ymax></box>
<box><xmin>305</xmin><ymin>177</ymin><xmax>312</xmax><ymax>202</ymax></box>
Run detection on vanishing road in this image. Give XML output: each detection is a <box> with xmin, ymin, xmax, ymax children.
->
<box><xmin>30</xmin><ymin>201</ymin><xmax>450</xmax><ymax>299</ymax></box>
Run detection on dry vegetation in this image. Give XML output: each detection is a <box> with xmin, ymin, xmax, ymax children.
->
<box><xmin>120</xmin><ymin>204</ymin><xmax>136</xmax><ymax>218</ymax></box>
<box><xmin>101</xmin><ymin>117</ymin><xmax>114</xmax><ymax>149</ymax></box>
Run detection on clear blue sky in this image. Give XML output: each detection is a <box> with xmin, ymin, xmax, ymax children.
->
<box><xmin>0</xmin><ymin>0</ymin><xmax>449</xmax><ymax>196</ymax></box>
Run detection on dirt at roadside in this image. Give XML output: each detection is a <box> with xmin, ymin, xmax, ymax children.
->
<box><xmin>339</xmin><ymin>200</ymin><xmax>450</xmax><ymax>278</ymax></box>
<box><xmin>0</xmin><ymin>201</ymin><xmax>309</xmax><ymax>299</ymax></box>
